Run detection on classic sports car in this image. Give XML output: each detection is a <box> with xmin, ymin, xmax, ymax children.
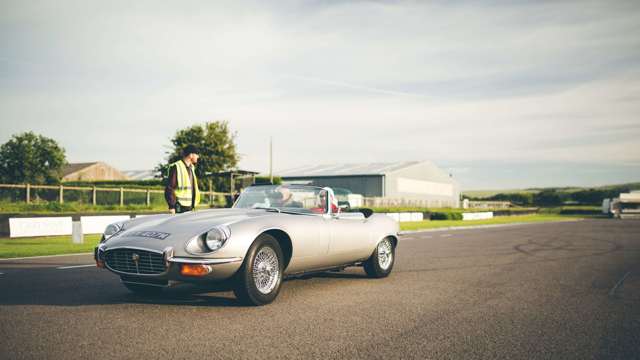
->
<box><xmin>94</xmin><ymin>185</ymin><xmax>399</xmax><ymax>305</ymax></box>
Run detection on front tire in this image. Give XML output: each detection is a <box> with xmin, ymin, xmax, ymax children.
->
<box><xmin>364</xmin><ymin>237</ymin><xmax>395</xmax><ymax>278</ymax></box>
<box><xmin>233</xmin><ymin>234</ymin><xmax>284</xmax><ymax>306</ymax></box>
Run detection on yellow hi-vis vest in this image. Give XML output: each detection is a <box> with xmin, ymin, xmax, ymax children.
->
<box><xmin>170</xmin><ymin>160</ymin><xmax>201</xmax><ymax>207</ymax></box>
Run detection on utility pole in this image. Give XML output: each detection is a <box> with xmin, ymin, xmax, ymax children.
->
<box><xmin>269</xmin><ymin>136</ymin><xmax>273</xmax><ymax>184</ymax></box>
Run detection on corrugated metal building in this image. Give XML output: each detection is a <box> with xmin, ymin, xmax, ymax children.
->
<box><xmin>279</xmin><ymin>161</ymin><xmax>460</xmax><ymax>208</ymax></box>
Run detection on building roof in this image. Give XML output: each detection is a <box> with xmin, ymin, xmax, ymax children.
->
<box><xmin>62</xmin><ymin>162</ymin><xmax>98</xmax><ymax>177</ymax></box>
<box><xmin>278</xmin><ymin>161</ymin><xmax>425</xmax><ymax>177</ymax></box>
<box><xmin>122</xmin><ymin>170</ymin><xmax>158</xmax><ymax>181</ymax></box>
<box><xmin>210</xmin><ymin>169</ymin><xmax>260</xmax><ymax>176</ymax></box>
<box><xmin>122</xmin><ymin>168</ymin><xmax>258</xmax><ymax>180</ymax></box>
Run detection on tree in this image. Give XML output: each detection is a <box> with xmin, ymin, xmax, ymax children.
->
<box><xmin>0</xmin><ymin>132</ymin><xmax>67</xmax><ymax>184</ymax></box>
<box><xmin>155</xmin><ymin>121</ymin><xmax>240</xmax><ymax>189</ymax></box>
<box><xmin>487</xmin><ymin>192</ymin><xmax>534</xmax><ymax>206</ymax></box>
<box><xmin>533</xmin><ymin>190</ymin><xmax>564</xmax><ymax>207</ymax></box>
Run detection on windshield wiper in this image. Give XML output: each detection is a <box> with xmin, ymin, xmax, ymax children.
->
<box><xmin>254</xmin><ymin>207</ymin><xmax>281</xmax><ymax>213</ymax></box>
<box><xmin>254</xmin><ymin>207</ymin><xmax>308</xmax><ymax>215</ymax></box>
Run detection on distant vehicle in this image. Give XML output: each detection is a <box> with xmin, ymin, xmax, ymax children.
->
<box><xmin>95</xmin><ymin>185</ymin><xmax>399</xmax><ymax>305</ymax></box>
<box><xmin>604</xmin><ymin>192</ymin><xmax>640</xmax><ymax>219</ymax></box>
<box><xmin>333</xmin><ymin>187</ymin><xmax>353</xmax><ymax>210</ymax></box>
<box><xmin>332</xmin><ymin>187</ymin><xmax>364</xmax><ymax>210</ymax></box>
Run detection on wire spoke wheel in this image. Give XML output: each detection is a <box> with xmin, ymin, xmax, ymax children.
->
<box><xmin>252</xmin><ymin>246</ymin><xmax>280</xmax><ymax>294</ymax></box>
<box><xmin>377</xmin><ymin>239</ymin><xmax>393</xmax><ymax>270</ymax></box>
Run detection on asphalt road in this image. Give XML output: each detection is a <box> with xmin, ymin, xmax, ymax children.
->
<box><xmin>1</xmin><ymin>219</ymin><xmax>639</xmax><ymax>359</ymax></box>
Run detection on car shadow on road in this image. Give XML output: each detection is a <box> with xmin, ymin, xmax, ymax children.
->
<box><xmin>0</xmin><ymin>285</ymin><xmax>243</xmax><ymax>308</ymax></box>
<box><xmin>299</xmin><ymin>271</ymin><xmax>369</xmax><ymax>280</ymax></box>
<box><xmin>0</xmin><ymin>270</ymin><xmax>370</xmax><ymax>308</ymax></box>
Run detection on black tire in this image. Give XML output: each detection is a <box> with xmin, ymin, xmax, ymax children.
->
<box><xmin>123</xmin><ymin>282</ymin><xmax>163</xmax><ymax>296</ymax></box>
<box><xmin>233</xmin><ymin>234</ymin><xmax>284</xmax><ymax>306</ymax></box>
<box><xmin>364</xmin><ymin>237</ymin><xmax>395</xmax><ymax>278</ymax></box>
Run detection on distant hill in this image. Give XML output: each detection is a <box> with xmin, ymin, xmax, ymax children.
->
<box><xmin>463</xmin><ymin>182</ymin><xmax>640</xmax><ymax>206</ymax></box>
<box><xmin>463</xmin><ymin>182</ymin><xmax>640</xmax><ymax>199</ymax></box>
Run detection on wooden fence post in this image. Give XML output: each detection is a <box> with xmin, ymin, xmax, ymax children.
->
<box><xmin>59</xmin><ymin>185</ymin><xmax>64</xmax><ymax>204</ymax></box>
<box><xmin>92</xmin><ymin>186</ymin><xmax>97</xmax><ymax>206</ymax></box>
<box><xmin>26</xmin><ymin>183</ymin><xmax>30</xmax><ymax>203</ymax></box>
<box><xmin>146</xmin><ymin>189</ymin><xmax>151</xmax><ymax>207</ymax></box>
<box><xmin>208</xmin><ymin>179</ymin><xmax>213</xmax><ymax>205</ymax></box>
<box><xmin>120</xmin><ymin>187</ymin><xmax>124</xmax><ymax>207</ymax></box>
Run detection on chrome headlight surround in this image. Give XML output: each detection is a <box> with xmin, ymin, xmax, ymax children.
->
<box><xmin>101</xmin><ymin>222</ymin><xmax>125</xmax><ymax>243</ymax></box>
<box><xmin>186</xmin><ymin>225</ymin><xmax>231</xmax><ymax>254</ymax></box>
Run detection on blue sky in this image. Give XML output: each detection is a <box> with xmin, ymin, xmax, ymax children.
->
<box><xmin>1</xmin><ymin>0</ymin><xmax>639</xmax><ymax>189</ymax></box>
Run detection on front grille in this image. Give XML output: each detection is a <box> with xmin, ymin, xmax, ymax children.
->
<box><xmin>105</xmin><ymin>248</ymin><xmax>166</xmax><ymax>275</ymax></box>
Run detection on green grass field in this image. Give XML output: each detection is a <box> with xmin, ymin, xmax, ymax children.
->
<box><xmin>0</xmin><ymin>234</ymin><xmax>101</xmax><ymax>259</ymax></box>
<box><xmin>399</xmin><ymin>214</ymin><xmax>581</xmax><ymax>231</ymax></box>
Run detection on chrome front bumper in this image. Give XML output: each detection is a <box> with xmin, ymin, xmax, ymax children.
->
<box><xmin>95</xmin><ymin>244</ymin><xmax>244</xmax><ymax>285</ymax></box>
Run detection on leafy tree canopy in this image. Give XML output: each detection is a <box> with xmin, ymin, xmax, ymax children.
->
<box><xmin>0</xmin><ymin>132</ymin><xmax>67</xmax><ymax>184</ymax></box>
<box><xmin>155</xmin><ymin>121</ymin><xmax>240</xmax><ymax>189</ymax></box>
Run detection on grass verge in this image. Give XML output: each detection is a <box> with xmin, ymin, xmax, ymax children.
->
<box><xmin>0</xmin><ymin>234</ymin><xmax>101</xmax><ymax>259</ymax></box>
<box><xmin>400</xmin><ymin>214</ymin><xmax>582</xmax><ymax>231</ymax></box>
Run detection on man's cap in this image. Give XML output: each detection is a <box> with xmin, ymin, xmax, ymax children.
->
<box><xmin>182</xmin><ymin>145</ymin><xmax>199</xmax><ymax>156</ymax></box>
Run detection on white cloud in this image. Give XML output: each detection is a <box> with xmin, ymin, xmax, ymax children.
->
<box><xmin>1</xmin><ymin>0</ymin><xmax>639</xmax><ymax>188</ymax></box>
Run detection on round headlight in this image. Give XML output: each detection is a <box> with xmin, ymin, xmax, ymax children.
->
<box><xmin>202</xmin><ymin>226</ymin><xmax>230</xmax><ymax>252</ymax></box>
<box><xmin>102</xmin><ymin>222</ymin><xmax>123</xmax><ymax>242</ymax></box>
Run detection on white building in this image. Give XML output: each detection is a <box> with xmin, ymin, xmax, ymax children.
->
<box><xmin>279</xmin><ymin>161</ymin><xmax>460</xmax><ymax>208</ymax></box>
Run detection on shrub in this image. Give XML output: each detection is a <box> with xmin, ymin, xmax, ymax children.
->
<box><xmin>430</xmin><ymin>211</ymin><xmax>463</xmax><ymax>220</ymax></box>
<box><xmin>254</xmin><ymin>176</ymin><xmax>282</xmax><ymax>185</ymax></box>
<box><xmin>533</xmin><ymin>190</ymin><xmax>564</xmax><ymax>207</ymax></box>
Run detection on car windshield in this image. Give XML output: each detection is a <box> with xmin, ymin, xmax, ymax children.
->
<box><xmin>233</xmin><ymin>185</ymin><xmax>329</xmax><ymax>214</ymax></box>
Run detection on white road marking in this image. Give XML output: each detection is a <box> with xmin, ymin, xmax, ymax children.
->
<box><xmin>441</xmin><ymin>234</ymin><xmax>452</xmax><ymax>238</ymax></box>
<box><xmin>400</xmin><ymin>235</ymin><xmax>433</xmax><ymax>241</ymax></box>
<box><xmin>0</xmin><ymin>272</ymin><xmax>4</xmax><ymax>275</ymax></box>
<box><xmin>56</xmin><ymin>264</ymin><xmax>96</xmax><ymax>270</ymax></box>
<box><xmin>609</xmin><ymin>271</ymin><xmax>632</xmax><ymax>297</ymax></box>
<box><xmin>0</xmin><ymin>252</ymin><xmax>93</xmax><ymax>261</ymax></box>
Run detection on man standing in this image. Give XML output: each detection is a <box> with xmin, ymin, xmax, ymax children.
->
<box><xmin>165</xmin><ymin>145</ymin><xmax>201</xmax><ymax>214</ymax></box>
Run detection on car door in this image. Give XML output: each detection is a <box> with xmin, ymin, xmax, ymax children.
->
<box><xmin>326</xmin><ymin>213</ymin><xmax>371</xmax><ymax>266</ymax></box>
<box><xmin>279</xmin><ymin>213</ymin><xmax>332</xmax><ymax>273</ymax></box>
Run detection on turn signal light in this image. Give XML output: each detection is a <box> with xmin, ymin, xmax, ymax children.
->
<box><xmin>180</xmin><ymin>264</ymin><xmax>212</xmax><ymax>277</ymax></box>
<box><xmin>96</xmin><ymin>260</ymin><xmax>105</xmax><ymax>268</ymax></box>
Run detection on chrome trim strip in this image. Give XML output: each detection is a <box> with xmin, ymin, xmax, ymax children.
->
<box><xmin>168</xmin><ymin>256</ymin><xmax>242</xmax><ymax>265</ymax></box>
<box><xmin>104</xmin><ymin>246</ymin><xmax>164</xmax><ymax>254</ymax></box>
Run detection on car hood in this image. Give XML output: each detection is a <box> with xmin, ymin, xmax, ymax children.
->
<box><xmin>104</xmin><ymin>208</ymin><xmax>272</xmax><ymax>250</ymax></box>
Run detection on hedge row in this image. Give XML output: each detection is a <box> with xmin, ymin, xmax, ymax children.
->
<box><xmin>62</xmin><ymin>180</ymin><xmax>164</xmax><ymax>189</ymax></box>
<box><xmin>368</xmin><ymin>206</ymin><xmax>537</xmax><ymax>214</ymax></box>
<box><xmin>356</xmin><ymin>207</ymin><xmax>540</xmax><ymax>221</ymax></box>
<box><xmin>469</xmin><ymin>184</ymin><xmax>640</xmax><ymax>206</ymax></box>
<box><xmin>429</xmin><ymin>212</ymin><xmax>463</xmax><ymax>220</ymax></box>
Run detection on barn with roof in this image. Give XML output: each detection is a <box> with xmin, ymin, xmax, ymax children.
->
<box><xmin>62</xmin><ymin>162</ymin><xmax>129</xmax><ymax>181</ymax></box>
<box><xmin>278</xmin><ymin>161</ymin><xmax>460</xmax><ymax>208</ymax></box>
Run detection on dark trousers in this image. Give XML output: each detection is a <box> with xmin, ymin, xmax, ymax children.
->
<box><xmin>175</xmin><ymin>203</ymin><xmax>192</xmax><ymax>214</ymax></box>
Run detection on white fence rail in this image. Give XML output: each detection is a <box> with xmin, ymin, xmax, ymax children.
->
<box><xmin>9</xmin><ymin>214</ymin><xmax>147</xmax><ymax>238</ymax></box>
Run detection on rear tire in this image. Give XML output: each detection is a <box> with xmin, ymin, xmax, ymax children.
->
<box><xmin>364</xmin><ymin>237</ymin><xmax>395</xmax><ymax>278</ymax></box>
<box><xmin>233</xmin><ymin>234</ymin><xmax>284</xmax><ymax>306</ymax></box>
<box><xmin>123</xmin><ymin>282</ymin><xmax>163</xmax><ymax>296</ymax></box>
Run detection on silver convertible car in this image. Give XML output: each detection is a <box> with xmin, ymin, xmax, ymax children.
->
<box><xmin>94</xmin><ymin>185</ymin><xmax>399</xmax><ymax>305</ymax></box>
